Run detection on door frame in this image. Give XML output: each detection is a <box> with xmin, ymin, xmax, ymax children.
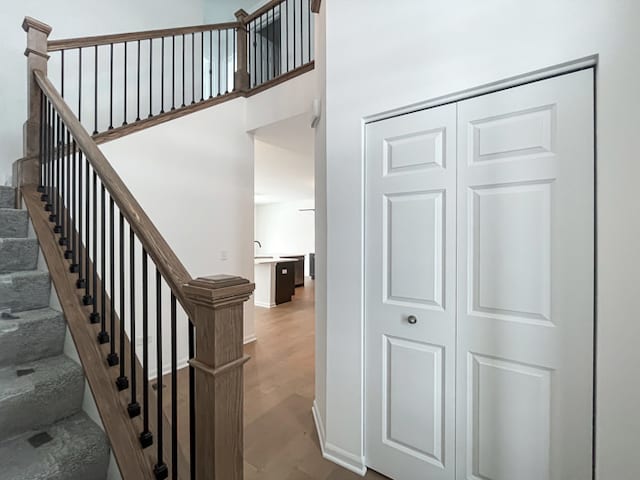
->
<box><xmin>361</xmin><ymin>54</ymin><xmax>599</xmax><ymax>478</ymax></box>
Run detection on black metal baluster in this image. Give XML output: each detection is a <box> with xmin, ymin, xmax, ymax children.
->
<box><xmin>44</xmin><ymin>101</ymin><xmax>52</xmax><ymax>207</ymax></box>
<box><xmin>160</xmin><ymin>37</ymin><xmax>165</xmax><ymax>114</ymax></box>
<box><xmin>84</xmin><ymin>156</ymin><xmax>93</xmax><ymax>303</ymax></box>
<box><xmin>253</xmin><ymin>20</ymin><xmax>257</xmax><ymax>87</ymax></box>
<box><xmin>182</xmin><ymin>34</ymin><xmax>186</xmax><ymax>107</ymax></box>
<box><xmin>58</xmin><ymin>124</ymin><xmax>67</xmax><ymax>243</ymax></box>
<box><xmin>117</xmin><ymin>212</ymin><xmax>129</xmax><ymax>390</ymax></box>
<box><xmin>200</xmin><ymin>31</ymin><xmax>204</xmax><ymax>101</ymax></box>
<box><xmin>77</xmin><ymin>150</ymin><xmax>85</xmax><ymax>288</ymax></box>
<box><xmin>172</xmin><ymin>35</ymin><xmax>176</xmax><ymax>110</ymax></box>
<box><xmin>189</xmin><ymin>319</ymin><xmax>195</xmax><ymax>480</ymax></box>
<box><xmin>51</xmin><ymin>113</ymin><xmax>60</xmax><ymax>228</ymax></box>
<box><xmin>128</xmin><ymin>226</ymin><xmax>140</xmax><ymax>418</ymax></box>
<box><xmin>123</xmin><ymin>42</ymin><xmax>128</xmax><ymax>126</ymax></box>
<box><xmin>233</xmin><ymin>26</ymin><xmax>236</xmax><ymax>91</ymax></box>
<box><xmin>136</xmin><ymin>40</ymin><xmax>141</xmax><ymax>121</ymax></box>
<box><xmin>38</xmin><ymin>93</ymin><xmax>45</xmax><ymax>193</ymax></box>
<box><xmin>300</xmin><ymin>0</ymin><xmax>304</xmax><ymax>65</ymax></box>
<box><xmin>78</xmin><ymin>48</ymin><xmax>82</xmax><ymax>123</ymax></box>
<box><xmin>286</xmin><ymin>1</ymin><xmax>290</xmax><ymax>72</ymax></box>
<box><xmin>259</xmin><ymin>15</ymin><xmax>263</xmax><ymax>84</ymax></box>
<box><xmin>209</xmin><ymin>31</ymin><xmax>213</xmax><ymax>98</ymax></box>
<box><xmin>191</xmin><ymin>33</ymin><xmax>195</xmax><ymax>104</ymax></box>
<box><xmin>267</xmin><ymin>11</ymin><xmax>271</xmax><ymax>81</ymax></box>
<box><xmin>107</xmin><ymin>197</ymin><xmax>118</xmax><ymax>365</ymax></box>
<box><xmin>149</xmin><ymin>38</ymin><xmax>153</xmax><ymax>118</ymax></box>
<box><xmin>293</xmin><ymin>0</ymin><xmax>297</xmax><ymax>68</ymax></box>
<box><xmin>109</xmin><ymin>43</ymin><xmax>114</xmax><ymax>129</ymax></box>
<box><xmin>93</xmin><ymin>45</ymin><xmax>98</xmax><ymax>134</ymax></box>
<box><xmin>218</xmin><ymin>30</ymin><xmax>221</xmax><ymax>95</ymax></box>
<box><xmin>154</xmin><ymin>270</ymin><xmax>168</xmax><ymax>479</ymax></box>
<box><xmin>98</xmin><ymin>183</ymin><xmax>109</xmax><ymax>343</ymax></box>
<box><xmin>69</xmin><ymin>138</ymin><xmax>79</xmax><ymax>273</ymax></box>
<box><xmin>140</xmin><ymin>249</ymin><xmax>153</xmax><ymax>448</ymax></box>
<box><xmin>91</xmin><ymin>169</ymin><xmax>101</xmax><ymax>324</ymax></box>
<box><xmin>61</xmin><ymin>50</ymin><xmax>65</xmax><ymax>99</ymax></box>
<box><xmin>63</xmin><ymin>129</ymin><xmax>71</xmax><ymax>252</ymax></box>
<box><xmin>171</xmin><ymin>293</ymin><xmax>178</xmax><ymax>480</ymax></box>
<box><xmin>308</xmin><ymin>0</ymin><xmax>312</xmax><ymax>62</ymax></box>
<box><xmin>225</xmin><ymin>29</ymin><xmax>229</xmax><ymax>93</ymax></box>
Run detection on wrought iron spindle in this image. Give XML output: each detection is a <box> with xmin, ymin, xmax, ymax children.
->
<box><xmin>116</xmin><ymin>212</ymin><xmax>129</xmax><ymax>390</ymax></box>
<box><xmin>182</xmin><ymin>34</ymin><xmax>186</xmax><ymax>107</ymax></box>
<box><xmin>308</xmin><ymin>0</ymin><xmax>312</xmax><ymax>63</ymax></box>
<box><xmin>123</xmin><ymin>42</ymin><xmax>128</xmax><ymax>126</ymax></box>
<box><xmin>160</xmin><ymin>37</ymin><xmax>165</xmax><ymax>114</ymax></box>
<box><xmin>149</xmin><ymin>38</ymin><xmax>153</xmax><ymax>118</ymax></box>
<box><xmin>84</xmin><ymin>156</ymin><xmax>93</xmax><ymax>304</ymax></box>
<box><xmin>172</xmin><ymin>35</ymin><xmax>176</xmax><ymax>110</ymax></box>
<box><xmin>154</xmin><ymin>269</ymin><xmax>168</xmax><ymax>479</ymax></box>
<box><xmin>293</xmin><ymin>0</ymin><xmax>297</xmax><ymax>69</ymax></box>
<box><xmin>140</xmin><ymin>249</ymin><xmax>153</xmax><ymax>448</ymax></box>
<box><xmin>93</xmin><ymin>45</ymin><xmax>98</xmax><ymax>134</ymax></box>
<box><xmin>171</xmin><ymin>293</ymin><xmax>178</xmax><ymax>480</ymax></box>
<box><xmin>98</xmin><ymin>183</ymin><xmax>109</xmax><ymax>343</ymax></box>
<box><xmin>191</xmin><ymin>33</ymin><xmax>195</xmax><ymax>104</ymax></box>
<box><xmin>136</xmin><ymin>40</ymin><xmax>141</xmax><ymax>122</ymax></box>
<box><xmin>109</xmin><ymin>43</ymin><xmax>114</xmax><ymax>129</ymax></box>
<box><xmin>78</xmin><ymin>48</ymin><xmax>82</xmax><ymax>123</ymax></box>
<box><xmin>300</xmin><ymin>0</ymin><xmax>303</xmax><ymax>65</ymax></box>
<box><xmin>63</xmin><ymin>129</ymin><xmax>71</xmax><ymax>252</ymax></box>
<box><xmin>91</xmin><ymin>170</ymin><xmax>101</xmax><ymax>325</ymax></box>
<box><xmin>225</xmin><ymin>29</ymin><xmax>229</xmax><ymax>93</ymax></box>
<box><xmin>218</xmin><ymin>30</ymin><xmax>221</xmax><ymax>96</ymax></box>
<box><xmin>76</xmin><ymin>150</ymin><xmax>85</xmax><ymax>288</ymax></box>
<box><xmin>107</xmin><ymin>197</ymin><xmax>118</xmax><ymax>365</ymax></box>
<box><xmin>209</xmin><ymin>31</ymin><xmax>213</xmax><ymax>99</ymax></box>
<box><xmin>128</xmin><ymin>226</ymin><xmax>140</xmax><ymax>418</ymax></box>
<box><xmin>200</xmin><ymin>31</ymin><xmax>204</xmax><ymax>101</ymax></box>
<box><xmin>189</xmin><ymin>319</ymin><xmax>196</xmax><ymax>480</ymax></box>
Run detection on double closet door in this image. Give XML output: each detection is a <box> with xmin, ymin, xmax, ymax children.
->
<box><xmin>365</xmin><ymin>69</ymin><xmax>594</xmax><ymax>480</ymax></box>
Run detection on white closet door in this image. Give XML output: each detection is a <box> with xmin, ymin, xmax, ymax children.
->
<box><xmin>365</xmin><ymin>104</ymin><xmax>457</xmax><ymax>480</ymax></box>
<box><xmin>455</xmin><ymin>69</ymin><xmax>594</xmax><ymax>480</ymax></box>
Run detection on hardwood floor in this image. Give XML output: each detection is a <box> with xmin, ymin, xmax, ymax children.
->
<box><xmin>165</xmin><ymin>278</ymin><xmax>388</xmax><ymax>479</ymax></box>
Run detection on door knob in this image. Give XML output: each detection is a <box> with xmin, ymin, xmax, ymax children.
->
<box><xmin>407</xmin><ymin>315</ymin><xmax>418</xmax><ymax>325</ymax></box>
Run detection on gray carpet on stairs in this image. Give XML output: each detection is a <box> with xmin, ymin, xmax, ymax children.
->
<box><xmin>0</xmin><ymin>186</ymin><xmax>110</xmax><ymax>480</ymax></box>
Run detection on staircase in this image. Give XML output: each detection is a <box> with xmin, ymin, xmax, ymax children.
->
<box><xmin>0</xmin><ymin>185</ymin><xmax>110</xmax><ymax>480</ymax></box>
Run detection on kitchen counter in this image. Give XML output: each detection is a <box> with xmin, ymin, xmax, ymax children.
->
<box><xmin>254</xmin><ymin>258</ymin><xmax>297</xmax><ymax>308</ymax></box>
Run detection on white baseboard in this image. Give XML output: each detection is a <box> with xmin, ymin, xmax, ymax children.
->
<box><xmin>243</xmin><ymin>334</ymin><xmax>257</xmax><ymax>345</ymax></box>
<box><xmin>312</xmin><ymin>400</ymin><xmax>367</xmax><ymax>476</ymax></box>
<box><xmin>254</xmin><ymin>300</ymin><xmax>275</xmax><ymax>308</ymax></box>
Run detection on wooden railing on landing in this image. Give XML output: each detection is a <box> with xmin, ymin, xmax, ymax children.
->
<box><xmin>42</xmin><ymin>0</ymin><xmax>316</xmax><ymax>145</ymax></box>
<box><xmin>20</xmin><ymin>15</ymin><xmax>260</xmax><ymax>480</ymax></box>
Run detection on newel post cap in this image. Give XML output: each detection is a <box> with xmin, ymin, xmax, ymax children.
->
<box><xmin>184</xmin><ymin>275</ymin><xmax>255</xmax><ymax>309</ymax></box>
<box><xmin>234</xmin><ymin>9</ymin><xmax>249</xmax><ymax>21</ymax></box>
<box><xmin>22</xmin><ymin>17</ymin><xmax>52</xmax><ymax>35</ymax></box>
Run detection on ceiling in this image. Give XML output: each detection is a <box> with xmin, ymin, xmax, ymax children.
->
<box><xmin>253</xmin><ymin>114</ymin><xmax>315</xmax><ymax>205</ymax></box>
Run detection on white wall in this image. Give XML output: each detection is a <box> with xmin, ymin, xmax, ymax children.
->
<box><xmin>100</xmin><ymin>97</ymin><xmax>256</xmax><ymax>358</ymax></box>
<box><xmin>0</xmin><ymin>0</ymin><xmax>205</xmax><ymax>185</ymax></box>
<box><xmin>255</xmin><ymin>200</ymin><xmax>315</xmax><ymax>274</ymax></box>
<box><xmin>323</xmin><ymin>0</ymin><xmax>640</xmax><ymax>478</ymax></box>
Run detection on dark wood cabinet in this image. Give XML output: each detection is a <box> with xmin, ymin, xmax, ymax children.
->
<box><xmin>275</xmin><ymin>261</ymin><xmax>296</xmax><ymax>305</ymax></box>
<box><xmin>284</xmin><ymin>255</ymin><xmax>305</xmax><ymax>287</ymax></box>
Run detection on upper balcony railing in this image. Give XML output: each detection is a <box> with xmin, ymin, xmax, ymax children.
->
<box><xmin>43</xmin><ymin>0</ymin><xmax>316</xmax><ymax>143</ymax></box>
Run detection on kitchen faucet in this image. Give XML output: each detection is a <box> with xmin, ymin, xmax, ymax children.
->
<box><xmin>254</xmin><ymin>240</ymin><xmax>262</xmax><ymax>248</ymax></box>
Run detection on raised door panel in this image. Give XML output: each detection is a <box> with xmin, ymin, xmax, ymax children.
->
<box><xmin>365</xmin><ymin>103</ymin><xmax>456</xmax><ymax>480</ymax></box>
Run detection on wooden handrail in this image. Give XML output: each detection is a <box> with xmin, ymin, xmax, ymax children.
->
<box><xmin>243</xmin><ymin>0</ymin><xmax>288</xmax><ymax>24</ymax></box>
<box><xmin>47</xmin><ymin>21</ymin><xmax>240</xmax><ymax>51</ymax></box>
<box><xmin>33</xmin><ymin>69</ymin><xmax>194</xmax><ymax>319</ymax></box>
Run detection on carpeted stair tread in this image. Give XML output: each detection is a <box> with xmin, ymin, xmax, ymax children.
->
<box><xmin>0</xmin><ymin>238</ymin><xmax>39</xmax><ymax>273</ymax></box>
<box><xmin>0</xmin><ymin>270</ymin><xmax>50</xmax><ymax>313</ymax></box>
<box><xmin>0</xmin><ymin>308</ymin><xmax>66</xmax><ymax>367</ymax></box>
<box><xmin>0</xmin><ymin>209</ymin><xmax>28</xmax><ymax>238</ymax></box>
<box><xmin>0</xmin><ymin>355</ymin><xmax>84</xmax><ymax>442</ymax></box>
<box><xmin>0</xmin><ymin>187</ymin><xmax>14</xmax><ymax>209</ymax></box>
<box><xmin>0</xmin><ymin>412</ymin><xmax>109</xmax><ymax>480</ymax></box>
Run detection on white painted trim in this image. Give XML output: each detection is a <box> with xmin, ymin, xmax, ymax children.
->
<box><xmin>244</xmin><ymin>334</ymin><xmax>257</xmax><ymax>345</ymax></box>
<box><xmin>363</xmin><ymin>55</ymin><xmax>598</xmax><ymax>124</ymax></box>
<box><xmin>313</xmin><ymin>400</ymin><xmax>368</xmax><ymax>476</ymax></box>
<box><xmin>255</xmin><ymin>300</ymin><xmax>275</xmax><ymax>308</ymax></box>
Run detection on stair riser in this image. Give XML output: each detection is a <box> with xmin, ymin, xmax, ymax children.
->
<box><xmin>0</xmin><ymin>188</ymin><xmax>14</xmax><ymax>209</ymax></box>
<box><xmin>0</xmin><ymin>311</ymin><xmax>66</xmax><ymax>367</ymax></box>
<box><xmin>0</xmin><ymin>239</ymin><xmax>39</xmax><ymax>274</ymax></box>
<box><xmin>0</xmin><ymin>359</ymin><xmax>84</xmax><ymax>442</ymax></box>
<box><xmin>0</xmin><ymin>273</ymin><xmax>50</xmax><ymax>313</ymax></box>
<box><xmin>0</xmin><ymin>210</ymin><xmax>28</xmax><ymax>238</ymax></box>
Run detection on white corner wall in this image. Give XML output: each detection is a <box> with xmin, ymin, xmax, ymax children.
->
<box><xmin>0</xmin><ymin>0</ymin><xmax>205</xmax><ymax>185</ymax></box>
<box><xmin>323</xmin><ymin>1</ymin><xmax>640</xmax><ymax>478</ymax></box>
<box><xmin>100</xmin><ymin>98</ymin><xmax>256</xmax><ymax>346</ymax></box>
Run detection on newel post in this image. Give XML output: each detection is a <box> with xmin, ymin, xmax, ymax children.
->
<box><xmin>183</xmin><ymin>275</ymin><xmax>255</xmax><ymax>480</ymax></box>
<box><xmin>18</xmin><ymin>17</ymin><xmax>51</xmax><ymax>187</ymax></box>
<box><xmin>234</xmin><ymin>9</ymin><xmax>250</xmax><ymax>91</ymax></box>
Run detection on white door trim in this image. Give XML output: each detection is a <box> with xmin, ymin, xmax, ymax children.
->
<box><xmin>360</xmin><ymin>56</ymin><xmax>598</xmax><ymax>478</ymax></box>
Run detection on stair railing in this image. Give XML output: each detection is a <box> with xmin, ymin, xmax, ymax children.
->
<box><xmin>39</xmin><ymin>0</ymin><xmax>315</xmax><ymax>144</ymax></box>
<box><xmin>21</xmin><ymin>17</ymin><xmax>254</xmax><ymax>480</ymax></box>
